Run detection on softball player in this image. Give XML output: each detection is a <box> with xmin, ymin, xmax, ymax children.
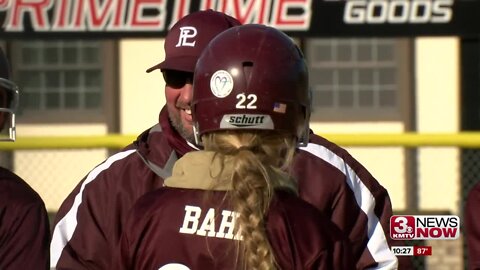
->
<box><xmin>0</xmin><ymin>47</ymin><xmax>50</xmax><ymax>270</ymax></box>
<box><xmin>114</xmin><ymin>24</ymin><xmax>354</xmax><ymax>270</ymax></box>
<box><xmin>465</xmin><ymin>182</ymin><xmax>480</xmax><ymax>270</ymax></box>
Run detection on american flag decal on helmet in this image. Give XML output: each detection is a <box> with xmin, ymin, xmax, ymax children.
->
<box><xmin>273</xmin><ymin>102</ymin><xmax>287</xmax><ymax>113</ymax></box>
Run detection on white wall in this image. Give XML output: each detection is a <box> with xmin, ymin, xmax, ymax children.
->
<box><xmin>119</xmin><ymin>39</ymin><xmax>167</xmax><ymax>134</ymax></box>
<box><xmin>415</xmin><ymin>37</ymin><xmax>460</xmax><ymax>214</ymax></box>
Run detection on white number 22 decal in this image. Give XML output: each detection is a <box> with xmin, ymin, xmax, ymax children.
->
<box><xmin>236</xmin><ymin>93</ymin><xmax>257</xmax><ymax>109</ymax></box>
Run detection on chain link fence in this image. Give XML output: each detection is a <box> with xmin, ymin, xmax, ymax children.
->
<box><xmin>1</xmin><ymin>135</ymin><xmax>479</xmax><ymax>270</ymax></box>
<box><xmin>461</xmin><ymin>149</ymin><xmax>480</xmax><ymax>270</ymax></box>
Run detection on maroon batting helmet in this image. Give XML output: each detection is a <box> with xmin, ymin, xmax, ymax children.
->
<box><xmin>192</xmin><ymin>24</ymin><xmax>310</xmax><ymax>146</ymax></box>
<box><xmin>0</xmin><ymin>47</ymin><xmax>19</xmax><ymax>141</ymax></box>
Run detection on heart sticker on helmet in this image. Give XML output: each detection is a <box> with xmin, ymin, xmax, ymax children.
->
<box><xmin>210</xmin><ymin>70</ymin><xmax>233</xmax><ymax>98</ymax></box>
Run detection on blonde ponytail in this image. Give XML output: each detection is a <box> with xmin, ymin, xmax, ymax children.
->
<box><xmin>203</xmin><ymin>130</ymin><xmax>297</xmax><ymax>270</ymax></box>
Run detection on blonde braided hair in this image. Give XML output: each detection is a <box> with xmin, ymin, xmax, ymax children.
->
<box><xmin>203</xmin><ymin>130</ymin><xmax>297</xmax><ymax>270</ymax></box>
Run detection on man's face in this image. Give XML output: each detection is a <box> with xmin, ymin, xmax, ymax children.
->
<box><xmin>163</xmin><ymin>70</ymin><xmax>194</xmax><ymax>142</ymax></box>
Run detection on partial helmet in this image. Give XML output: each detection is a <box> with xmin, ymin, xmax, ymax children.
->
<box><xmin>0</xmin><ymin>47</ymin><xmax>19</xmax><ymax>141</ymax></box>
<box><xmin>192</xmin><ymin>24</ymin><xmax>310</xmax><ymax>146</ymax></box>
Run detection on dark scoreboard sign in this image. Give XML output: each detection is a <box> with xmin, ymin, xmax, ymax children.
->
<box><xmin>308</xmin><ymin>0</ymin><xmax>480</xmax><ymax>37</ymax></box>
<box><xmin>0</xmin><ymin>0</ymin><xmax>479</xmax><ymax>39</ymax></box>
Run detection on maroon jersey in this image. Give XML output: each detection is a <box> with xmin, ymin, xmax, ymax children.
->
<box><xmin>51</xmin><ymin>106</ymin><xmax>399</xmax><ymax>269</ymax></box>
<box><xmin>116</xmin><ymin>189</ymin><xmax>352</xmax><ymax>270</ymax></box>
<box><xmin>294</xmin><ymin>136</ymin><xmax>403</xmax><ymax>269</ymax></box>
<box><xmin>0</xmin><ymin>167</ymin><xmax>50</xmax><ymax>270</ymax></box>
<box><xmin>114</xmin><ymin>151</ymin><xmax>354</xmax><ymax>270</ymax></box>
<box><xmin>466</xmin><ymin>182</ymin><xmax>480</xmax><ymax>270</ymax></box>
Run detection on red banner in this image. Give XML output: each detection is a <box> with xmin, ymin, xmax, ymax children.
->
<box><xmin>0</xmin><ymin>0</ymin><xmax>479</xmax><ymax>38</ymax></box>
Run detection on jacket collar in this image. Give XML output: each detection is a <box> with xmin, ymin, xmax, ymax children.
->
<box><xmin>164</xmin><ymin>151</ymin><xmax>233</xmax><ymax>190</ymax></box>
<box><xmin>133</xmin><ymin>106</ymin><xmax>198</xmax><ymax>179</ymax></box>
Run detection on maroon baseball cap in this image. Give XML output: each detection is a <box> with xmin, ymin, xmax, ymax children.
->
<box><xmin>146</xmin><ymin>9</ymin><xmax>241</xmax><ymax>73</ymax></box>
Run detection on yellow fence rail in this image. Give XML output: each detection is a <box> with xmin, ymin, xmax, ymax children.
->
<box><xmin>2</xmin><ymin>132</ymin><xmax>480</xmax><ymax>150</ymax></box>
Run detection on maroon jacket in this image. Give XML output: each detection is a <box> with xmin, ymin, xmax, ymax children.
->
<box><xmin>466</xmin><ymin>182</ymin><xmax>480</xmax><ymax>270</ymax></box>
<box><xmin>0</xmin><ymin>167</ymin><xmax>50</xmax><ymax>270</ymax></box>
<box><xmin>115</xmin><ymin>187</ymin><xmax>353</xmax><ymax>270</ymax></box>
<box><xmin>113</xmin><ymin>150</ymin><xmax>353</xmax><ymax>269</ymax></box>
<box><xmin>51</xmin><ymin>106</ymin><xmax>399</xmax><ymax>269</ymax></box>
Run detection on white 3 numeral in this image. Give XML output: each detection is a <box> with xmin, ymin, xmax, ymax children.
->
<box><xmin>236</xmin><ymin>93</ymin><xmax>257</xmax><ymax>109</ymax></box>
<box><xmin>393</xmin><ymin>217</ymin><xmax>409</xmax><ymax>233</ymax></box>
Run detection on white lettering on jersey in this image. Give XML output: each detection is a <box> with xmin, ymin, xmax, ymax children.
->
<box><xmin>216</xmin><ymin>210</ymin><xmax>242</xmax><ymax>240</ymax></box>
<box><xmin>175</xmin><ymin>26</ymin><xmax>197</xmax><ymax>47</ymax></box>
<box><xmin>179</xmin><ymin>205</ymin><xmax>242</xmax><ymax>240</ymax></box>
<box><xmin>179</xmin><ymin>205</ymin><xmax>201</xmax><ymax>234</ymax></box>
<box><xmin>196</xmin><ymin>208</ymin><xmax>216</xmax><ymax>237</ymax></box>
<box><xmin>158</xmin><ymin>263</ymin><xmax>190</xmax><ymax>270</ymax></box>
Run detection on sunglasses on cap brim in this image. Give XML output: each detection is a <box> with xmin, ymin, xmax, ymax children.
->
<box><xmin>162</xmin><ymin>70</ymin><xmax>194</xmax><ymax>89</ymax></box>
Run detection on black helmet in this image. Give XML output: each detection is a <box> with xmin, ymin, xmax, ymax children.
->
<box><xmin>0</xmin><ymin>47</ymin><xmax>19</xmax><ymax>141</ymax></box>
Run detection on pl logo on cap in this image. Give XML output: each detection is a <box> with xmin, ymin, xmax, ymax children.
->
<box><xmin>176</xmin><ymin>26</ymin><xmax>197</xmax><ymax>47</ymax></box>
<box><xmin>210</xmin><ymin>70</ymin><xmax>233</xmax><ymax>98</ymax></box>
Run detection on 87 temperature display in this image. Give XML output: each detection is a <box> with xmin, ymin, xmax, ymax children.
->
<box><xmin>391</xmin><ymin>246</ymin><xmax>432</xmax><ymax>256</ymax></box>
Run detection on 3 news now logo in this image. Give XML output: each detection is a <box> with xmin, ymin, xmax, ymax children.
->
<box><xmin>390</xmin><ymin>215</ymin><xmax>460</xmax><ymax>240</ymax></box>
